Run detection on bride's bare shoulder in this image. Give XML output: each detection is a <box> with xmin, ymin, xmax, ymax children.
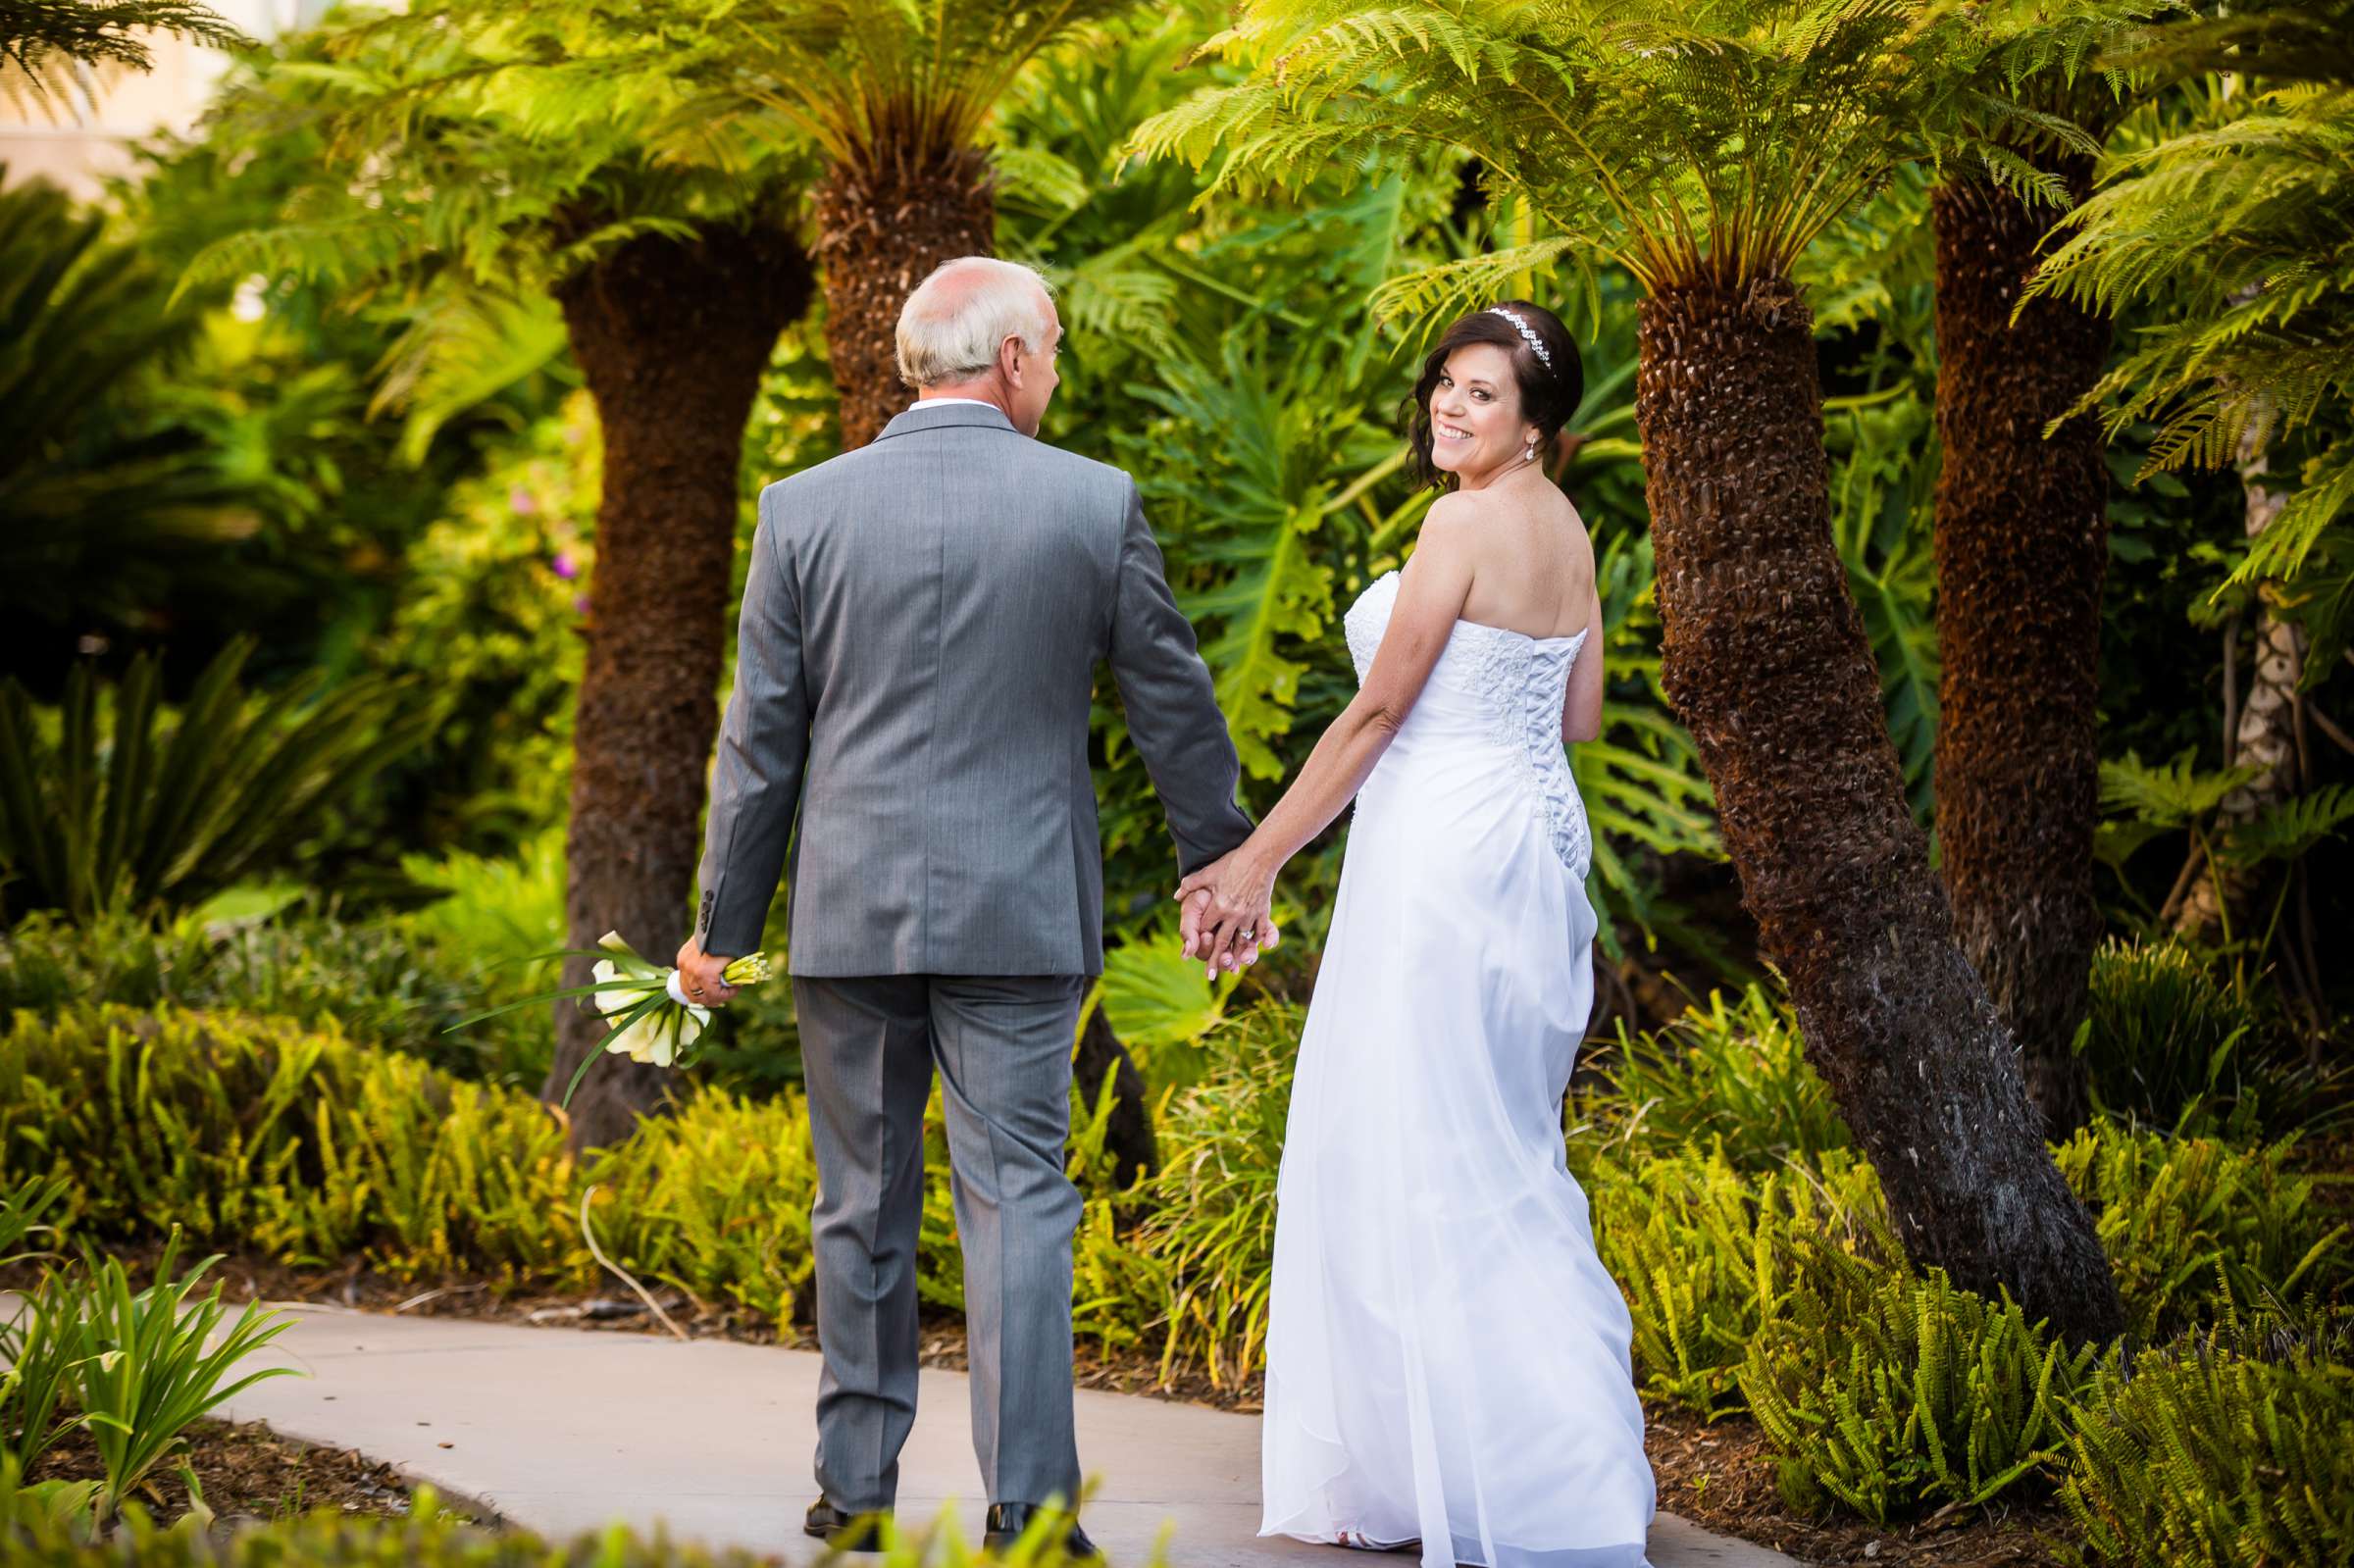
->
<box><xmin>1423</xmin><ymin>487</ymin><xmax>1488</xmax><ymax>524</ymax></box>
<box><xmin>1414</xmin><ymin>490</ymin><xmax>1490</xmax><ymax>549</ymax></box>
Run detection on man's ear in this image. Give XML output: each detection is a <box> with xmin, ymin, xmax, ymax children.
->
<box><xmin>999</xmin><ymin>334</ymin><xmax>1024</xmax><ymax>386</ymax></box>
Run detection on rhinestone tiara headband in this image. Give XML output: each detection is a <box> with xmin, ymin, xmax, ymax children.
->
<box><xmin>1488</xmin><ymin>306</ymin><xmax>1553</xmax><ymax>370</ymax></box>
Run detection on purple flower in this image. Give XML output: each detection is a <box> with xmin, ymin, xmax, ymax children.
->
<box><xmin>574</xmin><ymin>594</ymin><xmax>592</xmax><ymax>616</ymax></box>
<box><xmin>511</xmin><ymin>486</ymin><xmax>538</xmax><ymax>516</ymax></box>
<box><xmin>551</xmin><ymin>550</ymin><xmax>579</xmax><ymax>580</ymax></box>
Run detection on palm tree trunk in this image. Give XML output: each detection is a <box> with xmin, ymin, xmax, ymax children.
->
<box><xmin>1929</xmin><ymin>164</ymin><xmax>2112</xmax><ymax>1138</ymax></box>
<box><xmin>812</xmin><ymin>149</ymin><xmax>996</xmax><ymax>450</ymax></box>
<box><xmin>543</xmin><ymin>220</ymin><xmax>815</xmax><ymax>1151</ymax></box>
<box><xmin>2173</xmin><ymin>404</ymin><xmax>2306</xmax><ymax>943</ymax></box>
<box><xmin>1075</xmin><ymin>1004</ymin><xmax>1159</xmax><ymax>1185</ymax></box>
<box><xmin>1635</xmin><ymin>274</ymin><xmax>2124</xmax><ymax>1346</ymax></box>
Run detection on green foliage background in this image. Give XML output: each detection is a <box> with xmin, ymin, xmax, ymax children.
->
<box><xmin>2</xmin><ymin>3</ymin><xmax>2352</xmax><ymax>1558</ymax></box>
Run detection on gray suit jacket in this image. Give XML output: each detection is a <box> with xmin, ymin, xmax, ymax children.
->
<box><xmin>692</xmin><ymin>401</ymin><xmax>1253</xmax><ymax>977</ymax></box>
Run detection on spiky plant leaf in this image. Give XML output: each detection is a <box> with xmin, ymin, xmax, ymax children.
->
<box><xmin>0</xmin><ymin>640</ymin><xmax>432</xmax><ymax>924</ymax></box>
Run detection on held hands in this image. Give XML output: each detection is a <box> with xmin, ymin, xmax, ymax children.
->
<box><xmin>1175</xmin><ymin>847</ymin><xmax>1280</xmax><ymax>981</ymax></box>
<box><xmin>674</xmin><ymin>936</ymin><xmax>742</xmax><ymax>1008</ymax></box>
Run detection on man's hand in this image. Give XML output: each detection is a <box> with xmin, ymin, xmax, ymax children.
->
<box><xmin>675</xmin><ymin>936</ymin><xmax>741</xmax><ymax>1008</ymax></box>
<box><xmin>1175</xmin><ymin>848</ymin><xmax>1279</xmax><ymax>981</ymax></box>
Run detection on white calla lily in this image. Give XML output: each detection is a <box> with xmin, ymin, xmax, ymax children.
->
<box><xmin>450</xmin><ymin>930</ymin><xmax>767</xmax><ymax>1108</ymax></box>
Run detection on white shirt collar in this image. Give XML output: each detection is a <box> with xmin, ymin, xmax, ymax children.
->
<box><xmin>909</xmin><ymin>397</ymin><xmax>1002</xmax><ymax>412</ymax></box>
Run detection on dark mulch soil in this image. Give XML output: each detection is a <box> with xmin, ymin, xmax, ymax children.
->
<box><xmin>10</xmin><ymin>1246</ymin><xmax>2085</xmax><ymax>1565</ymax></box>
<box><xmin>26</xmin><ymin>1416</ymin><xmax>467</xmax><ymax>1530</ymax></box>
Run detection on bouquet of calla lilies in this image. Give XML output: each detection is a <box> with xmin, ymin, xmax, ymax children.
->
<box><xmin>449</xmin><ymin>931</ymin><xmax>772</xmax><ymax>1107</ymax></box>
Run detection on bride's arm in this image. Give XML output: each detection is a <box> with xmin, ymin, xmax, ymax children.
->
<box><xmin>1177</xmin><ymin>505</ymin><xmax>1481</xmax><ymax>970</ymax></box>
<box><xmin>1562</xmin><ymin>581</ymin><xmax>1605</xmax><ymax>743</ymax></box>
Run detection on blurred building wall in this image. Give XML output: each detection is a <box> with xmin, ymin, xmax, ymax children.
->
<box><xmin>1</xmin><ymin>1</ymin><xmax>335</xmax><ymax>199</ymax></box>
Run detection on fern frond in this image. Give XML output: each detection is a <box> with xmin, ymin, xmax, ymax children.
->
<box><xmin>1364</xmin><ymin>236</ymin><xmax>1585</xmax><ymax>335</ymax></box>
<box><xmin>2224</xmin><ymin>784</ymin><xmax>2354</xmax><ymax>867</ymax></box>
<box><xmin>2099</xmin><ymin>751</ymin><xmax>2264</xmax><ymax>829</ymax></box>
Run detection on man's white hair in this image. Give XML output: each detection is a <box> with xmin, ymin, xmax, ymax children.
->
<box><xmin>896</xmin><ymin>257</ymin><xmax>1056</xmax><ymax>388</ymax></box>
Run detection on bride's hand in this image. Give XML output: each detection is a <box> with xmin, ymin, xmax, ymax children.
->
<box><xmin>1175</xmin><ymin>848</ymin><xmax>1281</xmax><ymax>979</ymax></box>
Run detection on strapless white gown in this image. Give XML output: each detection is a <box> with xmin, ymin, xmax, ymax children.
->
<box><xmin>1259</xmin><ymin>571</ymin><xmax>1655</xmax><ymax>1568</ymax></box>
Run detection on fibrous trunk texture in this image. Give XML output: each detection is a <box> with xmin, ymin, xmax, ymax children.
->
<box><xmin>812</xmin><ymin>149</ymin><xmax>996</xmax><ymax>450</ymax></box>
<box><xmin>2174</xmin><ymin>408</ymin><xmax>2306</xmax><ymax>943</ymax></box>
<box><xmin>1930</xmin><ymin>165</ymin><xmax>2112</xmax><ymax>1138</ymax></box>
<box><xmin>544</xmin><ymin>221</ymin><xmax>815</xmax><ymax>1151</ymax></box>
<box><xmin>1075</xmin><ymin>1005</ymin><xmax>1159</xmax><ymax>1185</ymax></box>
<box><xmin>1635</xmin><ymin>275</ymin><xmax>2124</xmax><ymax>1347</ymax></box>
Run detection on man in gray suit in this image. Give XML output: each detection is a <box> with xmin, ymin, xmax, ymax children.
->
<box><xmin>676</xmin><ymin>257</ymin><xmax>1262</xmax><ymax>1556</ymax></box>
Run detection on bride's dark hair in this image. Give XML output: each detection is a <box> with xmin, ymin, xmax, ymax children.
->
<box><xmin>1404</xmin><ymin>300</ymin><xmax>1583</xmax><ymax>489</ymax></box>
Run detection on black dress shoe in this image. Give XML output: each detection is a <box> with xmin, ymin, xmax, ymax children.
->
<box><xmin>804</xmin><ymin>1498</ymin><xmax>888</xmax><ymax>1549</ymax></box>
<box><xmin>984</xmin><ymin>1502</ymin><xmax>1100</xmax><ymax>1560</ymax></box>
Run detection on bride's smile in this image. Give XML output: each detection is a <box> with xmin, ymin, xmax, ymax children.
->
<box><xmin>1425</xmin><ymin>340</ymin><xmax>1542</xmax><ymax>485</ymax></box>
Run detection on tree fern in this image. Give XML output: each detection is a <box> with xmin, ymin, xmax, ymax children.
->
<box><xmin>0</xmin><ymin>0</ymin><xmax>248</xmax><ymax>122</ymax></box>
<box><xmin>1133</xmin><ymin>0</ymin><xmax>2040</xmax><ymax>309</ymax></box>
<box><xmin>582</xmin><ymin>0</ymin><xmax>1147</xmax><ymax>180</ymax></box>
<box><xmin>371</xmin><ymin>286</ymin><xmax>575</xmax><ymax>465</ymax></box>
<box><xmin>176</xmin><ymin>6</ymin><xmax>802</xmax><ymax>402</ymax></box>
<box><xmin>1366</xmin><ymin>235</ymin><xmax>1597</xmax><ymax>336</ymax></box>
<box><xmin>2025</xmin><ymin>9</ymin><xmax>2354</xmax><ymax>630</ymax></box>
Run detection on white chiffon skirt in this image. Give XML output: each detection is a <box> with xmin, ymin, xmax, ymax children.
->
<box><xmin>1258</xmin><ymin>736</ymin><xmax>1656</xmax><ymax>1568</ymax></box>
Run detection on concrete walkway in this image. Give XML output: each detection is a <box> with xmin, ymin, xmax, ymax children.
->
<box><xmin>218</xmin><ymin>1306</ymin><xmax>1798</xmax><ymax>1567</ymax></box>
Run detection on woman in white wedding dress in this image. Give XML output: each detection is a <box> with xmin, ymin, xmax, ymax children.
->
<box><xmin>1177</xmin><ymin>302</ymin><xmax>1655</xmax><ymax>1568</ymax></box>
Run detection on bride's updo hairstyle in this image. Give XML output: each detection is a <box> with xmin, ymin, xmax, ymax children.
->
<box><xmin>1406</xmin><ymin>299</ymin><xmax>1583</xmax><ymax>489</ymax></box>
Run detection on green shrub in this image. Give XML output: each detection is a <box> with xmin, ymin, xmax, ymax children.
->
<box><xmin>2078</xmin><ymin>937</ymin><xmax>2328</xmax><ymax>1138</ymax></box>
<box><xmin>0</xmin><ymin>1007</ymin><xmax>587</xmax><ymax>1282</ymax></box>
<box><xmin>1590</xmin><ymin>1142</ymin><xmax>1894</xmax><ymax>1417</ymax></box>
<box><xmin>2054</xmin><ymin>1120</ymin><xmax>2350</xmax><ymax>1341</ymax></box>
<box><xmin>0</xmin><ymin>1173</ymin><xmax>68</xmax><ymax>1266</ymax></box>
<box><xmin>0</xmin><ymin>1004</ymin><xmax>1168</xmax><ymax>1344</ymax></box>
<box><xmin>2060</xmin><ymin>1344</ymin><xmax>2354</xmax><ymax>1567</ymax></box>
<box><xmin>399</xmin><ymin>826</ymin><xmax>566</xmax><ymax>961</ymax></box>
<box><xmin>0</xmin><ymin>909</ymin><xmax>208</xmax><ymax>1018</ymax></box>
<box><xmin>1740</xmin><ymin>1267</ymin><xmax>2099</xmax><ymax>1524</ymax></box>
<box><xmin>367</xmin><ymin>396</ymin><xmax>590</xmax><ymax>854</ymax></box>
<box><xmin>0</xmin><ymin>906</ymin><xmax>549</xmax><ymax>1087</ymax></box>
<box><xmin>1072</xmin><ymin>1193</ymin><xmax>1168</xmax><ymax>1359</ymax></box>
<box><xmin>4</xmin><ymin>1006</ymin><xmax>357</xmax><ymax>1245</ymax></box>
<box><xmin>1122</xmin><ymin>1002</ymin><xmax>1299</xmax><ymax>1389</ymax></box>
<box><xmin>584</xmin><ymin>1089</ymin><xmax>820</xmax><ymax>1335</ymax></box>
<box><xmin>327</xmin><ymin>1051</ymin><xmax>586</xmax><ymax>1279</ymax></box>
<box><xmin>1577</xmin><ymin>982</ymin><xmax>1851</xmax><ymax>1170</ymax></box>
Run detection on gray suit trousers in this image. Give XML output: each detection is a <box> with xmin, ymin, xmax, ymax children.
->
<box><xmin>793</xmin><ymin>972</ymin><xmax>1087</xmax><ymax>1513</ymax></box>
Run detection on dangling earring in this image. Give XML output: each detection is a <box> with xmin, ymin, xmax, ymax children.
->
<box><xmin>1523</xmin><ymin>435</ymin><xmax>1539</xmax><ymax>464</ymax></box>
